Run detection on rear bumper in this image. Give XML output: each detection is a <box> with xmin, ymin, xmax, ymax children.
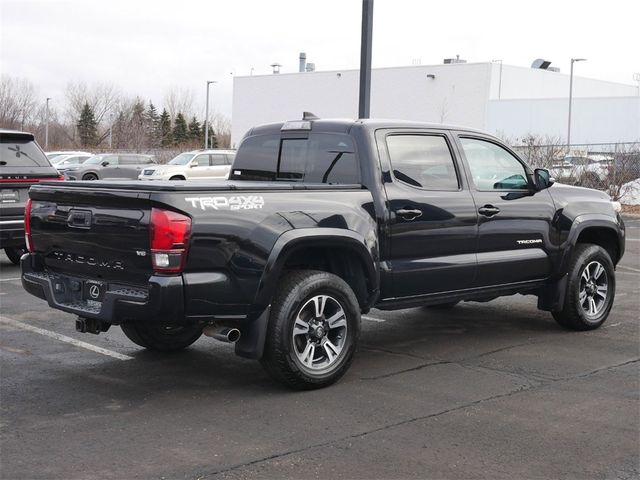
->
<box><xmin>0</xmin><ymin>218</ymin><xmax>25</xmax><ymax>248</ymax></box>
<box><xmin>21</xmin><ymin>254</ymin><xmax>184</xmax><ymax>324</ymax></box>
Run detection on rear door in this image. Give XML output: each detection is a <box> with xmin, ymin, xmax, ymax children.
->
<box><xmin>208</xmin><ymin>153</ymin><xmax>230</xmax><ymax>178</ymax></box>
<box><xmin>455</xmin><ymin>134</ymin><xmax>555</xmax><ymax>286</ymax></box>
<box><xmin>377</xmin><ymin>129</ymin><xmax>478</xmax><ymax>298</ymax></box>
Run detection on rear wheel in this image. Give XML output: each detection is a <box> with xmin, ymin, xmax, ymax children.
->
<box><xmin>82</xmin><ymin>173</ymin><xmax>98</xmax><ymax>181</ymax></box>
<box><xmin>4</xmin><ymin>246</ymin><xmax>27</xmax><ymax>265</ymax></box>
<box><xmin>261</xmin><ymin>270</ymin><xmax>360</xmax><ymax>390</ymax></box>
<box><xmin>120</xmin><ymin>322</ymin><xmax>202</xmax><ymax>351</ymax></box>
<box><xmin>552</xmin><ymin>244</ymin><xmax>615</xmax><ymax>331</ymax></box>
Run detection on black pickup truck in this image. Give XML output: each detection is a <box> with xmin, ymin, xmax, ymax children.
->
<box><xmin>21</xmin><ymin>118</ymin><xmax>625</xmax><ymax>389</ymax></box>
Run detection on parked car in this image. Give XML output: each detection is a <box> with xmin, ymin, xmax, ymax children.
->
<box><xmin>20</xmin><ymin>118</ymin><xmax>625</xmax><ymax>389</ymax></box>
<box><xmin>64</xmin><ymin>153</ymin><xmax>156</xmax><ymax>180</ymax></box>
<box><xmin>139</xmin><ymin>149</ymin><xmax>235</xmax><ymax>180</ymax></box>
<box><xmin>550</xmin><ymin>155</ymin><xmax>612</xmax><ymax>188</ymax></box>
<box><xmin>51</xmin><ymin>153</ymin><xmax>93</xmax><ymax>173</ymax></box>
<box><xmin>46</xmin><ymin>150</ymin><xmax>91</xmax><ymax>161</ymax></box>
<box><xmin>1</xmin><ymin>129</ymin><xmax>62</xmax><ymax>265</ymax></box>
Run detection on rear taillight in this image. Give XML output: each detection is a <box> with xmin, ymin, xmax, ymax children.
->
<box><xmin>24</xmin><ymin>198</ymin><xmax>33</xmax><ymax>252</ymax></box>
<box><xmin>149</xmin><ymin>208</ymin><xmax>191</xmax><ymax>274</ymax></box>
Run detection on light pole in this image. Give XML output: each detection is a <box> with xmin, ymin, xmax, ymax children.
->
<box><xmin>44</xmin><ymin>97</ymin><xmax>51</xmax><ymax>149</ymax></box>
<box><xmin>204</xmin><ymin>80</ymin><xmax>216</xmax><ymax>149</ymax></box>
<box><xmin>567</xmin><ymin>58</ymin><xmax>586</xmax><ymax>152</ymax></box>
<box><xmin>358</xmin><ymin>0</ymin><xmax>374</xmax><ymax>119</ymax></box>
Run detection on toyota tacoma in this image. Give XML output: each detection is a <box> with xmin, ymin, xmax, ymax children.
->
<box><xmin>21</xmin><ymin>117</ymin><xmax>625</xmax><ymax>389</ymax></box>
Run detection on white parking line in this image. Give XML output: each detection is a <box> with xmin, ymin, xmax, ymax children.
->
<box><xmin>0</xmin><ymin>277</ymin><xmax>21</xmax><ymax>282</ymax></box>
<box><xmin>0</xmin><ymin>316</ymin><xmax>133</xmax><ymax>361</ymax></box>
<box><xmin>626</xmin><ymin>238</ymin><xmax>640</xmax><ymax>242</ymax></box>
<box><xmin>618</xmin><ymin>265</ymin><xmax>640</xmax><ymax>273</ymax></box>
<box><xmin>362</xmin><ymin>315</ymin><xmax>386</xmax><ymax>323</ymax></box>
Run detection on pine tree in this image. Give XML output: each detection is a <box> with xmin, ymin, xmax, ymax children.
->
<box><xmin>159</xmin><ymin>108</ymin><xmax>172</xmax><ymax>147</ymax></box>
<box><xmin>202</xmin><ymin>123</ymin><xmax>217</xmax><ymax>148</ymax></box>
<box><xmin>188</xmin><ymin>116</ymin><xmax>202</xmax><ymax>143</ymax></box>
<box><xmin>172</xmin><ymin>113</ymin><xmax>188</xmax><ymax>146</ymax></box>
<box><xmin>77</xmin><ymin>102</ymin><xmax>98</xmax><ymax>146</ymax></box>
<box><xmin>145</xmin><ymin>102</ymin><xmax>160</xmax><ymax>147</ymax></box>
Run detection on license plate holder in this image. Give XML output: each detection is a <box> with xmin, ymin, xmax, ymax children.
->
<box><xmin>83</xmin><ymin>280</ymin><xmax>106</xmax><ymax>302</ymax></box>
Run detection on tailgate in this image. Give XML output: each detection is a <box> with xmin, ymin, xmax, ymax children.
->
<box><xmin>29</xmin><ymin>184</ymin><xmax>153</xmax><ymax>285</ymax></box>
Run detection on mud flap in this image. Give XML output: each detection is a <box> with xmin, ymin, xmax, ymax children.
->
<box><xmin>235</xmin><ymin>306</ymin><xmax>270</xmax><ymax>359</ymax></box>
<box><xmin>537</xmin><ymin>274</ymin><xmax>568</xmax><ymax>312</ymax></box>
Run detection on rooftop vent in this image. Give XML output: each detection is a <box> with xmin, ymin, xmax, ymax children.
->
<box><xmin>444</xmin><ymin>55</ymin><xmax>466</xmax><ymax>64</ymax></box>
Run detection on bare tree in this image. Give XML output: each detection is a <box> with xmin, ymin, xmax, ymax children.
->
<box><xmin>0</xmin><ymin>75</ymin><xmax>38</xmax><ymax>130</ymax></box>
<box><xmin>517</xmin><ymin>134</ymin><xmax>565</xmax><ymax>169</ymax></box>
<box><xmin>210</xmin><ymin>112</ymin><xmax>231</xmax><ymax>148</ymax></box>
<box><xmin>64</xmin><ymin>81</ymin><xmax>121</xmax><ymax>127</ymax></box>
<box><xmin>163</xmin><ymin>87</ymin><xmax>195</xmax><ymax>121</ymax></box>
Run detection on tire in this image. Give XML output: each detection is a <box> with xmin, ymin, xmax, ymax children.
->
<box><xmin>120</xmin><ymin>322</ymin><xmax>202</xmax><ymax>351</ymax></box>
<box><xmin>4</xmin><ymin>246</ymin><xmax>27</xmax><ymax>265</ymax></box>
<box><xmin>169</xmin><ymin>176</ymin><xmax>185</xmax><ymax>181</ymax></box>
<box><xmin>82</xmin><ymin>173</ymin><xmax>98</xmax><ymax>181</ymax></box>
<box><xmin>260</xmin><ymin>270</ymin><xmax>361</xmax><ymax>390</ymax></box>
<box><xmin>552</xmin><ymin>244</ymin><xmax>615</xmax><ymax>331</ymax></box>
<box><xmin>425</xmin><ymin>301</ymin><xmax>459</xmax><ymax>310</ymax></box>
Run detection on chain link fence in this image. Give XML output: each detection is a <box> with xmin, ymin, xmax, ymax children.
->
<box><xmin>512</xmin><ymin>142</ymin><xmax>640</xmax><ymax>205</ymax></box>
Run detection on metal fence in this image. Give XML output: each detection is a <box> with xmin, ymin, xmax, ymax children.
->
<box><xmin>512</xmin><ymin>142</ymin><xmax>640</xmax><ymax>204</ymax></box>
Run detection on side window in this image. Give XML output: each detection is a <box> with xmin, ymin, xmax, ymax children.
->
<box><xmin>225</xmin><ymin>154</ymin><xmax>235</xmax><ymax>165</ymax></box>
<box><xmin>386</xmin><ymin>134</ymin><xmax>459</xmax><ymax>190</ymax></box>
<box><xmin>120</xmin><ymin>156</ymin><xmax>137</xmax><ymax>165</ymax></box>
<box><xmin>460</xmin><ymin>138</ymin><xmax>529</xmax><ymax>190</ymax></box>
<box><xmin>139</xmin><ymin>156</ymin><xmax>154</xmax><ymax>164</ymax></box>
<box><xmin>192</xmin><ymin>155</ymin><xmax>210</xmax><ymax>167</ymax></box>
<box><xmin>103</xmin><ymin>155</ymin><xmax>118</xmax><ymax>165</ymax></box>
<box><xmin>211</xmin><ymin>154</ymin><xmax>227</xmax><ymax>166</ymax></box>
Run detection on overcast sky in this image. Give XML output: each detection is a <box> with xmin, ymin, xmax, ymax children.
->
<box><xmin>2</xmin><ymin>0</ymin><xmax>638</xmax><ymax>119</ymax></box>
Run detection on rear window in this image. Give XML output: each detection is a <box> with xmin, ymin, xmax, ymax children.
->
<box><xmin>230</xmin><ymin>133</ymin><xmax>359</xmax><ymax>184</ymax></box>
<box><xmin>0</xmin><ymin>133</ymin><xmax>50</xmax><ymax>167</ymax></box>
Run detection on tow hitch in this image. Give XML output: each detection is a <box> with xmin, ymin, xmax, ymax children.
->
<box><xmin>76</xmin><ymin>317</ymin><xmax>110</xmax><ymax>335</ymax></box>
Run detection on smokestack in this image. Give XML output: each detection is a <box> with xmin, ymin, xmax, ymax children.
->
<box><xmin>299</xmin><ymin>52</ymin><xmax>307</xmax><ymax>73</ymax></box>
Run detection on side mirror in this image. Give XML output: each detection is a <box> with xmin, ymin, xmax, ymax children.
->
<box><xmin>101</xmin><ymin>161</ymin><xmax>110</xmax><ymax>167</ymax></box>
<box><xmin>189</xmin><ymin>163</ymin><xmax>197</xmax><ymax>168</ymax></box>
<box><xmin>534</xmin><ymin>168</ymin><xmax>555</xmax><ymax>190</ymax></box>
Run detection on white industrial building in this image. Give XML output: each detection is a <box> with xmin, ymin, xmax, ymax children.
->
<box><xmin>231</xmin><ymin>61</ymin><xmax>640</xmax><ymax>147</ymax></box>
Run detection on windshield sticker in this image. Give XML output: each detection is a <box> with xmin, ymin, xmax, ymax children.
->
<box><xmin>185</xmin><ymin>195</ymin><xmax>265</xmax><ymax>211</ymax></box>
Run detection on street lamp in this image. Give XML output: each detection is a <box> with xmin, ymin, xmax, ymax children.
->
<box><xmin>567</xmin><ymin>58</ymin><xmax>586</xmax><ymax>152</ymax></box>
<box><xmin>45</xmin><ymin>97</ymin><xmax>51</xmax><ymax>149</ymax></box>
<box><xmin>204</xmin><ymin>80</ymin><xmax>216</xmax><ymax>149</ymax></box>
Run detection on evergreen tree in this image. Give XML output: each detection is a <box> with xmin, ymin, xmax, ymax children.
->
<box><xmin>159</xmin><ymin>108</ymin><xmax>172</xmax><ymax>147</ymax></box>
<box><xmin>76</xmin><ymin>102</ymin><xmax>98</xmax><ymax>146</ymax></box>
<box><xmin>202</xmin><ymin>123</ymin><xmax>217</xmax><ymax>148</ymax></box>
<box><xmin>172</xmin><ymin>112</ymin><xmax>188</xmax><ymax>145</ymax></box>
<box><xmin>188</xmin><ymin>116</ymin><xmax>202</xmax><ymax>143</ymax></box>
<box><xmin>145</xmin><ymin>101</ymin><xmax>160</xmax><ymax>147</ymax></box>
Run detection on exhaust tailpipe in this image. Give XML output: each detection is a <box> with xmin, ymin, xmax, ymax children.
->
<box><xmin>203</xmin><ymin>326</ymin><xmax>241</xmax><ymax>343</ymax></box>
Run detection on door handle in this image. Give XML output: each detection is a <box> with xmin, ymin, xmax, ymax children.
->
<box><xmin>478</xmin><ymin>205</ymin><xmax>500</xmax><ymax>217</ymax></box>
<box><xmin>396</xmin><ymin>208</ymin><xmax>423</xmax><ymax>221</ymax></box>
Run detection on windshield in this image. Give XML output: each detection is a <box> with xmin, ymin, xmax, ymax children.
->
<box><xmin>84</xmin><ymin>155</ymin><xmax>107</xmax><ymax>165</ymax></box>
<box><xmin>168</xmin><ymin>153</ymin><xmax>194</xmax><ymax>165</ymax></box>
<box><xmin>0</xmin><ymin>134</ymin><xmax>50</xmax><ymax>167</ymax></box>
<box><xmin>50</xmin><ymin>155</ymin><xmax>70</xmax><ymax>164</ymax></box>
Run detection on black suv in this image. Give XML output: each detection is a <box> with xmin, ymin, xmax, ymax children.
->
<box><xmin>0</xmin><ymin>130</ymin><xmax>62</xmax><ymax>264</ymax></box>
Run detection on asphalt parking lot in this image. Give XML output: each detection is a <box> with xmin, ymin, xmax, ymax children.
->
<box><xmin>1</xmin><ymin>218</ymin><xmax>639</xmax><ymax>480</ymax></box>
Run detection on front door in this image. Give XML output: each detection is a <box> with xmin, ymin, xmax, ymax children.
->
<box><xmin>455</xmin><ymin>135</ymin><xmax>556</xmax><ymax>287</ymax></box>
<box><xmin>188</xmin><ymin>154</ymin><xmax>211</xmax><ymax>178</ymax></box>
<box><xmin>378</xmin><ymin>130</ymin><xmax>478</xmax><ymax>298</ymax></box>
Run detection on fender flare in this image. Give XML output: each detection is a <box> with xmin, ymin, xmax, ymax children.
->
<box><xmin>252</xmin><ymin>228</ymin><xmax>380</xmax><ymax>310</ymax></box>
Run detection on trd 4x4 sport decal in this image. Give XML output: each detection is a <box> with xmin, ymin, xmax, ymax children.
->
<box><xmin>185</xmin><ymin>195</ymin><xmax>265</xmax><ymax>211</ymax></box>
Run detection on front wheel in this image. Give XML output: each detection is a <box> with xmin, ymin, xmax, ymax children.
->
<box><xmin>120</xmin><ymin>322</ymin><xmax>202</xmax><ymax>351</ymax></box>
<box><xmin>261</xmin><ymin>270</ymin><xmax>361</xmax><ymax>390</ymax></box>
<box><xmin>552</xmin><ymin>244</ymin><xmax>615</xmax><ymax>331</ymax></box>
<box><xmin>82</xmin><ymin>173</ymin><xmax>98</xmax><ymax>181</ymax></box>
<box><xmin>4</xmin><ymin>246</ymin><xmax>27</xmax><ymax>265</ymax></box>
